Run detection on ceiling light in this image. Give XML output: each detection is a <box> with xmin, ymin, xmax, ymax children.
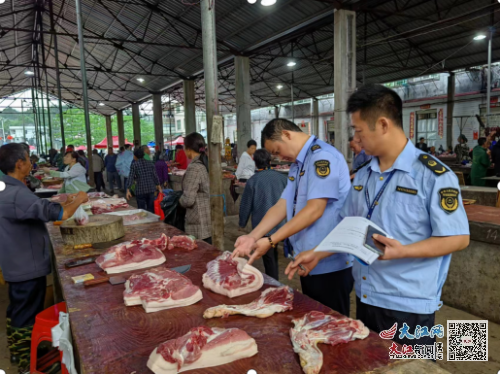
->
<box><xmin>24</xmin><ymin>70</ymin><xmax>34</xmax><ymax>76</ymax></box>
<box><xmin>287</xmin><ymin>61</ymin><xmax>296</xmax><ymax>67</ymax></box>
<box><xmin>137</xmin><ymin>77</ymin><xmax>144</xmax><ymax>83</ymax></box>
<box><xmin>277</xmin><ymin>84</ymin><xmax>283</xmax><ymax>90</ymax></box>
<box><xmin>247</xmin><ymin>0</ymin><xmax>257</xmax><ymax>3</ymax></box>
<box><xmin>474</xmin><ymin>34</ymin><xmax>487</xmax><ymax>40</ymax></box>
<box><xmin>261</xmin><ymin>0</ymin><xmax>276</xmax><ymax>5</ymax></box>
<box><xmin>0</xmin><ymin>0</ymin><xmax>5</xmax><ymax>4</ymax></box>
<box><xmin>99</xmin><ymin>102</ymin><xmax>105</xmax><ymax>106</ymax></box>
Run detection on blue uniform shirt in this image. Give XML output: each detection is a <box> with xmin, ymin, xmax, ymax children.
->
<box><xmin>340</xmin><ymin>140</ymin><xmax>469</xmax><ymax>314</ymax></box>
<box><xmin>352</xmin><ymin>150</ymin><xmax>371</xmax><ymax>171</ymax></box>
<box><xmin>281</xmin><ymin>136</ymin><xmax>353</xmax><ymax>275</ymax></box>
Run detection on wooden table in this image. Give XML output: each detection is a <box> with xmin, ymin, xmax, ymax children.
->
<box><xmin>47</xmin><ymin>221</ymin><xmax>417</xmax><ymax>374</ymax></box>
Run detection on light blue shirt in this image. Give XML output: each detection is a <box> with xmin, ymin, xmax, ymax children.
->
<box><xmin>340</xmin><ymin>140</ymin><xmax>469</xmax><ymax>314</ymax></box>
<box><xmin>115</xmin><ymin>150</ymin><xmax>134</xmax><ymax>178</ymax></box>
<box><xmin>352</xmin><ymin>149</ymin><xmax>371</xmax><ymax>170</ymax></box>
<box><xmin>281</xmin><ymin>136</ymin><xmax>353</xmax><ymax>275</ymax></box>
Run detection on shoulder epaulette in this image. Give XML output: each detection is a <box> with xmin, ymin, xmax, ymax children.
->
<box><xmin>311</xmin><ymin>144</ymin><xmax>321</xmax><ymax>152</ymax></box>
<box><xmin>418</xmin><ymin>154</ymin><xmax>448</xmax><ymax>176</ymax></box>
<box><xmin>351</xmin><ymin>159</ymin><xmax>371</xmax><ymax>174</ymax></box>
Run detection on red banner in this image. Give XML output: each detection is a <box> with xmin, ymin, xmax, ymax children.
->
<box><xmin>409</xmin><ymin>112</ymin><xmax>415</xmax><ymax>140</ymax></box>
<box><xmin>438</xmin><ymin>109</ymin><xmax>444</xmax><ymax>139</ymax></box>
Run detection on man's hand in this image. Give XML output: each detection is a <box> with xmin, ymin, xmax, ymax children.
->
<box><xmin>126</xmin><ymin>190</ymin><xmax>132</xmax><ymax>200</ymax></box>
<box><xmin>41</xmin><ymin>167</ymin><xmax>51</xmax><ymax>174</ymax></box>
<box><xmin>373</xmin><ymin>234</ymin><xmax>406</xmax><ymax>260</ymax></box>
<box><xmin>284</xmin><ymin>248</ymin><xmax>326</xmax><ymax>280</ymax></box>
<box><xmin>61</xmin><ymin>192</ymin><xmax>89</xmax><ymax>220</ymax></box>
<box><xmin>350</xmin><ymin>173</ymin><xmax>356</xmax><ymax>180</ymax></box>
<box><xmin>232</xmin><ymin>235</ymin><xmax>257</xmax><ymax>258</ymax></box>
<box><xmin>247</xmin><ymin>238</ymin><xmax>272</xmax><ymax>266</ymax></box>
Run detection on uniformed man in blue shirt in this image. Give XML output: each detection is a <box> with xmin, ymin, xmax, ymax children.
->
<box><xmin>0</xmin><ymin>143</ymin><xmax>88</xmax><ymax>370</ymax></box>
<box><xmin>233</xmin><ymin>118</ymin><xmax>354</xmax><ymax>315</ymax></box>
<box><xmin>286</xmin><ymin>85</ymin><xmax>470</xmax><ymax>346</ymax></box>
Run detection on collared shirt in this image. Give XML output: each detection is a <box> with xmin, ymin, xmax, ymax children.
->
<box><xmin>281</xmin><ymin>136</ymin><xmax>352</xmax><ymax>275</ymax></box>
<box><xmin>92</xmin><ymin>154</ymin><xmax>104</xmax><ymax>172</ymax></box>
<box><xmin>127</xmin><ymin>158</ymin><xmax>160</xmax><ymax>195</ymax></box>
<box><xmin>340</xmin><ymin>140</ymin><xmax>469</xmax><ymax>314</ymax></box>
<box><xmin>352</xmin><ymin>150</ymin><xmax>372</xmax><ymax>171</ymax></box>
<box><xmin>239</xmin><ymin>169</ymin><xmax>288</xmax><ymax>235</ymax></box>
<box><xmin>235</xmin><ymin>152</ymin><xmax>256</xmax><ymax>180</ymax></box>
<box><xmin>0</xmin><ymin>175</ymin><xmax>63</xmax><ymax>282</ymax></box>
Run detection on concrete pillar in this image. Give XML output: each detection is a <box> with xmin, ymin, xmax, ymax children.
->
<box><xmin>105</xmin><ymin>115</ymin><xmax>113</xmax><ymax>150</ymax></box>
<box><xmin>184</xmin><ymin>80</ymin><xmax>197</xmax><ymax>135</ymax></box>
<box><xmin>117</xmin><ymin>109</ymin><xmax>125</xmax><ymax>148</ymax></box>
<box><xmin>132</xmin><ymin>103</ymin><xmax>141</xmax><ymax>146</ymax></box>
<box><xmin>152</xmin><ymin>93</ymin><xmax>164</xmax><ymax>152</ymax></box>
<box><xmin>333</xmin><ymin>9</ymin><xmax>356</xmax><ymax>164</ymax></box>
<box><xmin>312</xmin><ymin>99</ymin><xmax>319</xmax><ymax>137</ymax></box>
<box><xmin>275</xmin><ymin>106</ymin><xmax>280</xmax><ymax>119</ymax></box>
<box><xmin>235</xmin><ymin>56</ymin><xmax>252</xmax><ymax>157</ymax></box>
<box><xmin>447</xmin><ymin>72</ymin><xmax>455</xmax><ymax>147</ymax></box>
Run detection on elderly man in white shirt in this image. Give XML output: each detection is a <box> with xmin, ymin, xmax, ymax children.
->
<box><xmin>235</xmin><ymin>140</ymin><xmax>257</xmax><ymax>182</ymax></box>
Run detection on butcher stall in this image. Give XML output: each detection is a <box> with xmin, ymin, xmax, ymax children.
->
<box><xmin>46</xmin><ymin>221</ymin><xmax>449</xmax><ymax>374</ymax></box>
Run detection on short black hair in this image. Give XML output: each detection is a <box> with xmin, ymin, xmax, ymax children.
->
<box><xmin>124</xmin><ymin>144</ymin><xmax>131</xmax><ymax>150</ymax></box>
<box><xmin>65</xmin><ymin>151</ymin><xmax>79</xmax><ymax>160</ymax></box>
<box><xmin>67</xmin><ymin>144</ymin><xmax>75</xmax><ymax>148</ymax></box>
<box><xmin>0</xmin><ymin>143</ymin><xmax>29</xmax><ymax>174</ymax></box>
<box><xmin>254</xmin><ymin>149</ymin><xmax>271</xmax><ymax>169</ymax></box>
<box><xmin>175</xmin><ymin>144</ymin><xmax>183</xmax><ymax>150</ymax></box>
<box><xmin>261</xmin><ymin>118</ymin><xmax>302</xmax><ymax>147</ymax></box>
<box><xmin>347</xmin><ymin>84</ymin><xmax>403</xmax><ymax>129</ymax></box>
<box><xmin>119</xmin><ymin>146</ymin><xmax>125</xmax><ymax>152</ymax></box>
<box><xmin>478</xmin><ymin>137</ymin><xmax>487</xmax><ymax>146</ymax></box>
<box><xmin>134</xmin><ymin>147</ymin><xmax>144</xmax><ymax>159</ymax></box>
<box><xmin>247</xmin><ymin>139</ymin><xmax>257</xmax><ymax>148</ymax></box>
<box><xmin>420</xmin><ymin>137</ymin><xmax>425</xmax><ymax>141</ymax></box>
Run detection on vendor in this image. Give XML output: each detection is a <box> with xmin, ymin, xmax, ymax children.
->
<box><xmin>235</xmin><ymin>140</ymin><xmax>257</xmax><ymax>182</ymax></box>
<box><xmin>42</xmin><ymin>151</ymin><xmax>90</xmax><ymax>193</ymax></box>
<box><xmin>0</xmin><ymin>143</ymin><xmax>88</xmax><ymax>371</ymax></box>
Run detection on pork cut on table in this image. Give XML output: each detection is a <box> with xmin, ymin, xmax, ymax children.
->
<box><xmin>290</xmin><ymin>311</ymin><xmax>370</xmax><ymax>374</ymax></box>
<box><xmin>204</xmin><ymin>286</ymin><xmax>294</xmax><ymax>319</ymax></box>
<box><xmin>167</xmin><ymin>235</ymin><xmax>197</xmax><ymax>251</ymax></box>
<box><xmin>95</xmin><ymin>234</ymin><xmax>168</xmax><ymax>274</ymax></box>
<box><xmin>202</xmin><ymin>251</ymin><xmax>264</xmax><ymax>298</ymax></box>
<box><xmin>124</xmin><ymin>267</ymin><xmax>202</xmax><ymax>313</ymax></box>
<box><xmin>90</xmin><ymin>198</ymin><xmax>129</xmax><ymax>214</ymax></box>
<box><xmin>147</xmin><ymin>326</ymin><xmax>258</xmax><ymax>374</ymax></box>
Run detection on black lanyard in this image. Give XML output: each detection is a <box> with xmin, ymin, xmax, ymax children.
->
<box><xmin>292</xmin><ymin>137</ymin><xmax>317</xmax><ymax>217</ymax></box>
<box><xmin>365</xmin><ymin>169</ymin><xmax>396</xmax><ymax>220</ymax></box>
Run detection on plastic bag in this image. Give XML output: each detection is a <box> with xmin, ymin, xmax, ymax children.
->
<box><xmin>74</xmin><ymin>206</ymin><xmax>89</xmax><ymax>226</ymax></box>
<box><xmin>154</xmin><ymin>192</ymin><xmax>165</xmax><ymax>220</ymax></box>
<box><xmin>160</xmin><ymin>190</ymin><xmax>185</xmax><ymax>231</ymax></box>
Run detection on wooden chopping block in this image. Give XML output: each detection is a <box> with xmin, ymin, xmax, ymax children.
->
<box><xmin>60</xmin><ymin>215</ymin><xmax>125</xmax><ymax>246</ymax></box>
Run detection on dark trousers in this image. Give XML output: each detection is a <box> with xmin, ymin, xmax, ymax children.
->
<box><xmin>136</xmin><ymin>192</ymin><xmax>155</xmax><ymax>213</ymax></box>
<box><xmin>263</xmin><ymin>247</ymin><xmax>279</xmax><ymax>281</ymax></box>
<box><xmin>94</xmin><ymin>172</ymin><xmax>105</xmax><ymax>192</ymax></box>
<box><xmin>356</xmin><ymin>297</ymin><xmax>436</xmax><ymax>346</ymax></box>
<box><xmin>7</xmin><ymin>276</ymin><xmax>47</xmax><ymax>328</ymax></box>
<box><xmin>300</xmin><ymin>267</ymin><xmax>353</xmax><ymax>316</ymax></box>
<box><xmin>107</xmin><ymin>171</ymin><xmax>122</xmax><ymax>191</ymax></box>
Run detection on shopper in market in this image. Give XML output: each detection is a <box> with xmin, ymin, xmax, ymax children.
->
<box><xmin>349</xmin><ymin>136</ymin><xmax>371</xmax><ymax>174</ymax></box>
<box><xmin>116</xmin><ymin>144</ymin><xmax>134</xmax><ymax>190</ymax></box>
<box><xmin>92</xmin><ymin>149</ymin><xmax>105</xmax><ymax>192</ymax></box>
<box><xmin>42</xmin><ymin>151</ymin><xmax>90</xmax><ymax>193</ymax></box>
<box><xmin>285</xmin><ymin>84</ymin><xmax>470</xmax><ymax>346</ymax></box>
<box><xmin>175</xmin><ymin>144</ymin><xmax>189</xmax><ymax>169</ymax></box>
<box><xmin>233</xmin><ymin>119</ymin><xmax>353</xmax><ymax>315</ymax></box>
<box><xmin>126</xmin><ymin>147</ymin><xmax>161</xmax><ymax>213</ymax></box>
<box><xmin>471</xmin><ymin>137</ymin><xmax>492</xmax><ymax>186</ymax></box>
<box><xmin>238</xmin><ymin>149</ymin><xmax>287</xmax><ymax>280</ymax></box>
<box><xmin>104</xmin><ymin>147</ymin><xmax>121</xmax><ymax>193</ymax></box>
<box><xmin>179</xmin><ymin>132</ymin><xmax>212</xmax><ymax>244</ymax></box>
<box><xmin>235</xmin><ymin>139</ymin><xmax>257</xmax><ymax>182</ymax></box>
<box><xmin>416</xmin><ymin>137</ymin><xmax>428</xmax><ymax>152</ymax></box>
<box><xmin>142</xmin><ymin>145</ymin><xmax>152</xmax><ymax>161</ymax></box>
<box><xmin>0</xmin><ymin>143</ymin><xmax>88</xmax><ymax>372</ymax></box>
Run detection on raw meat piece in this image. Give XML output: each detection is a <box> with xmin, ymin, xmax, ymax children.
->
<box><xmin>47</xmin><ymin>184</ymin><xmax>63</xmax><ymax>190</ymax></box>
<box><xmin>204</xmin><ymin>286</ymin><xmax>293</xmax><ymax>319</ymax></box>
<box><xmin>167</xmin><ymin>236</ymin><xmax>197</xmax><ymax>251</ymax></box>
<box><xmin>90</xmin><ymin>198</ymin><xmax>129</xmax><ymax>214</ymax></box>
<box><xmin>123</xmin><ymin>211</ymin><xmax>148</xmax><ymax>223</ymax></box>
<box><xmin>50</xmin><ymin>193</ymin><xmax>69</xmax><ymax>203</ymax></box>
<box><xmin>202</xmin><ymin>251</ymin><xmax>263</xmax><ymax>298</ymax></box>
<box><xmin>87</xmin><ymin>191</ymin><xmax>108</xmax><ymax>199</ymax></box>
<box><xmin>147</xmin><ymin>326</ymin><xmax>258</xmax><ymax>374</ymax></box>
<box><xmin>290</xmin><ymin>311</ymin><xmax>370</xmax><ymax>374</ymax></box>
<box><xmin>96</xmin><ymin>234</ymin><xmax>168</xmax><ymax>274</ymax></box>
<box><xmin>124</xmin><ymin>268</ymin><xmax>202</xmax><ymax>313</ymax></box>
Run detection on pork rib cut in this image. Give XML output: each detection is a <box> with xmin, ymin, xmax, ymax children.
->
<box><xmin>204</xmin><ymin>286</ymin><xmax>294</xmax><ymax>319</ymax></box>
<box><xmin>202</xmin><ymin>251</ymin><xmax>263</xmax><ymax>298</ymax></box>
<box><xmin>124</xmin><ymin>267</ymin><xmax>202</xmax><ymax>313</ymax></box>
<box><xmin>95</xmin><ymin>234</ymin><xmax>168</xmax><ymax>274</ymax></box>
<box><xmin>290</xmin><ymin>311</ymin><xmax>369</xmax><ymax>374</ymax></box>
<box><xmin>167</xmin><ymin>235</ymin><xmax>197</xmax><ymax>251</ymax></box>
<box><xmin>147</xmin><ymin>326</ymin><xmax>258</xmax><ymax>374</ymax></box>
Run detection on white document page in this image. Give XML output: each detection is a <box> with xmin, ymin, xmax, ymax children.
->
<box><xmin>314</xmin><ymin>217</ymin><xmax>390</xmax><ymax>265</ymax></box>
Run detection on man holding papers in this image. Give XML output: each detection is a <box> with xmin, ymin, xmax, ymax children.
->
<box><xmin>286</xmin><ymin>84</ymin><xmax>469</xmax><ymax>346</ymax></box>
<box><xmin>233</xmin><ymin>118</ymin><xmax>353</xmax><ymax>315</ymax></box>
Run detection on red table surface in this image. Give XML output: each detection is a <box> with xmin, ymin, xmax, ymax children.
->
<box><xmin>48</xmin><ymin>222</ymin><xmax>400</xmax><ymax>374</ymax></box>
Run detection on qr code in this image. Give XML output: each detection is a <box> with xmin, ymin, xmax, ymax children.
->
<box><xmin>447</xmin><ymin>320</ymin><xmax>488</xmax><ymax>361</ymax></box>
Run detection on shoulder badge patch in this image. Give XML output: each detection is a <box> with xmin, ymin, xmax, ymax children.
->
<box><xmin>439</xmin><ymin>188</ymin><xmax>459</xmax><ymax>213</ymax></box>
<box><xmin>353</xmin><ymin>185</ymin><xmax>363</xmax><ymax>191</ymax></box>
<box><xmin>311</xmin><ymin>144</ymin><xmax>321</xmax><ymax>152</ymax></box>
<box><xmin>299</xmin><ymin>170</ymin><xmax>305</xmax><ymax>176</ymax></box>
<box><xmin>315</xmin><ymin>160</ymin><xmax>330</xmax><ymax>177</ymax></box>
<box><xmin>396</xmin><ymin>186</ymin><xmax>418</xmax><ymax>195</ymax></box>
<box><xmin>289</xmin><ymin>176</ymin><xmax>295</xmax><ymax>182</ymax></box>
<box><xmin>418</xmin><ymin>154</ymin><xmax>448</xmax><ymax>176</ymax></box>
